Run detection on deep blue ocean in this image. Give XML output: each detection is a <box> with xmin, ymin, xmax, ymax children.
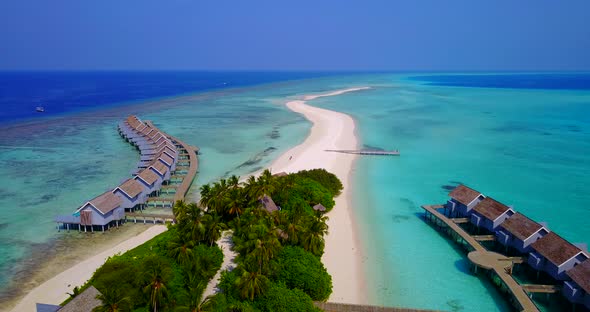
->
<box><xmin>0</xmin><ymin>71</ymin><xmax>335</xmax><ymax>124</ymax></box>
<box><xmin>409</xmin><ymin>72</ymin><xmax>590</xmax><ymax>90</ymax></box>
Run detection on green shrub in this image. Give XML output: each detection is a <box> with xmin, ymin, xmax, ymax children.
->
<box><xmin>272</xmin><ymin>246</ymin><xmax>332</xmax><ymax>300</ymax></box>
<box><xmin>254</xmin><ymin>282</ymin><xmax>319</xmax><ymax>312</ymax></box>
<box><xmin>290</xmin><ymin>168</ymin><xmax>343</xmax><ymax>196</ymax></box>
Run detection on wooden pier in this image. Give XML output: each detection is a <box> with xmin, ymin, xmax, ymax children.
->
<box><xmin>125</xmin><ymin>212</ymin><xmax>176</xmax><ymax>224</ymax></box>
<box><xmin>145</xmin><ymin>121</ymin><xmax>198</xmax><ymax>202</ymax></box>
<box><xmin>324</xmin><ymin>149</ymin><xmax>400</xmax><ymax>156</ymax></box>
<box><xmin>422</xmin><ymin>204</ymin><xmax>540</xmax><ymax>312</ymax></box>
<box><xmin>313</xmin><ymin>302</ymin><xmax>441</xmax><ymax>312</ymax></box>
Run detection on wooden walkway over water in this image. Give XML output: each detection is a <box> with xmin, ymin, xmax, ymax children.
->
<box><xmin>313</xmin><ymin>302</ymin><xmax>440</xmax><ymax>312</ymax></box>
<box><xmin>145</xmin><ymin>121</ymin><xmax>198</xmax><ymax>202</ymax></box>
<box><xmin>421</xmin><ymin>204</ymin><xmax>540</xmax><ymax>312</ymax></box>
<box><xmin>324</xmin><ymin>149</ymin><xmax>400</xmax><ymax>156</ymax></box>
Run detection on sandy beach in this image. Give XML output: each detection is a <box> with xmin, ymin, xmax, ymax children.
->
<box><xmin>8</xmin><ymin>225</ymin><xmax>167</xmax><ymax>312</ymax></box>
<box><xmin>269</xmin><ymin>87</ymin><xmax>370</xmax><ymax>304</ymax></box>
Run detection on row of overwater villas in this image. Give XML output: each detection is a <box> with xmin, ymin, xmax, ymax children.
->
<box><xmin>54</xmin><ymin>116</ymin><xmax>179</xmax><ymax>232</ymax></box>
<box><xmin>445</xmin><ymin>185</ymin><xmax>590</xmax><ymax>310</ymax></box>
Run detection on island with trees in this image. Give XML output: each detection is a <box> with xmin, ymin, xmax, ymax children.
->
<box><xmin>72</xmin><ymin>168</ymin><xmax>342</xmax><ymax>312</ymax></box>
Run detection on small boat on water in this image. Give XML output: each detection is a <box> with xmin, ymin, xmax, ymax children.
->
<box><xmin>36</xmin><ymin>106</ymin><xmax>45</xmax><ymax>112</ymax></box>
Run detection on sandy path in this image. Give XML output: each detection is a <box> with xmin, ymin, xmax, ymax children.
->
<box><xmin>269</xmin><ymin>87</ymin><xmax>369</xmax><ymax>304</ymax></box>
<box><xmin>10</xmin><ymin>225</ymin><xmax>168</xmax><ymax>312</ymax></box>
<box><xmin>202</xmin><ymin>231</ymin><xmax>238</xmax><ymax>300</ymax></box>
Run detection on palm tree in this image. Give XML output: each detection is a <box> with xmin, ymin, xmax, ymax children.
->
<box><xmin>186</xmin><ymin>203</ymin><xmax>206</xmax><ymax>242</ymax></box>
<box><xmin>167</xmin><ymin>232</ymin><xmax>194</xmax><ymax>266</ymax></box>
<box><xmin>227</xmin><ymin>188</ymin><xmax>244</xmax><ymax>220</ymax></box>
<box><xmin>238</xmin><ymin>225</ymin><xmax>281</xmax><ymax>273</ymax></box>
<box><xmin>93</xmin><ymin>288</ymin><xmax>132</xmax><ymax>312</ymax></box>
<box><xmin>235</xmin><ymin>269</ymin><xmax>269</xmax><ymax>300</ymax></box>
<box><xmin>228</xmin><ymin>175</ymin><xmax>240</xmax><ymax>189</ymax></box>
<box><xmin>199</xmin><ymin>184</ymin><xmax>212</xmax><ymax>210</ymax></box>
<box><xmin>202</xmin><ymin>213</ymin><xmax>225</xmax><ymax>246</ymax></box>
<box><xmin>142</xmin><ymin>256</ymin><xmax>172</xmax><ymax>312</ymax></box>
<box><xmin>209</xmin><ymin>180</ymin><xmax>229</xmax><ymax>215</ymax></box>
<box><xmin>256</xmin><ymin>169</ymin><xmax>276</xmax><ymax>198</ymax></box>
<box><xmin>174</xmin><ymin>278</ymin><xmax>211</xmax><ymax>312</ymax></box>
<box><xmin>301</xmin><ymin>215</ymin><xmax>329</xmax><ymax>257</ymax></box>
<box><xmin>243</xmin><ymin>175</ymin><xmax>258</xmax><ymax>203</ymax></box>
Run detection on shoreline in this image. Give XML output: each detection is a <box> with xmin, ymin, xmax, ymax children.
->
<box><xmin>7</xmin><ymin>225</ymin><xmax>167</xmax><ymax>312</ymax></box>
<box><xmin>269</xmin><ymin>87</ymin><xmax>370</xmax><ymax>304</ymax></box>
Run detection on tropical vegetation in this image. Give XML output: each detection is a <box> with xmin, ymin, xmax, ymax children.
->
<box><xmin>74</xmin><ymin>168</ymin><xmax>339</xmax><ymax>312</ymax></box>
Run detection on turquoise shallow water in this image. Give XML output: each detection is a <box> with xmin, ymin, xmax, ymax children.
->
<box><xmin>308</xmin><ymin>73</ymin><xmax>590</xmax><ymax>311</ymax></box>
<box><xmin>1</xmin><ymin>73</ymin><xmax>588</xmax><ymax>311</ymax></box>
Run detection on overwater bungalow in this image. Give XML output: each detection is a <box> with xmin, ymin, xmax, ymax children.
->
<box><xmin>135</xmin><ymin>168</ymin><xmax>162</xmax><ymax>196</ymax></box>
<box><xmin>445</xmin><ymin>185</ymin><xmax>485</xmax><ymax>217</ymax></box>
<box><xmin>496</xmin><ymin>212</ymin><xmax>549</xmax><ymax>254</ymax></box>
<box><xmin>469</xmin><ymin>197</ymin><xmax>515</xmax><ymax>232</ymax></box>
<box><xmin>74</xmin><ymin>191</ymin><xmax>125</xmax><ymax>231</ymax></box>
<box><xmin>563</xmin><ymin>259</ymin><xmax>590</xmax><ymax>309</ymax></box>
<box><xmin>157</xmin><ymin>153</ymin><xmax>176</xmax><ymax>171</ymax></box>
<box><xmin>112</xmin><ymin>178</ymin><xmax>147</xmax><ymax>211</ymax></box>
<box><xmin>149</xmin><ymin>161</ymin><xmax>171</xmax><ymax>181</ymax></box>
<box><xmin>528</xmin><ymin>232</ymin><xmax>589</xmax><ymax>280</ymax></box>
<box><xmin>260</xmin><ymin>195</ymin><xmax>279</xmax><ymax>213</ymax></box>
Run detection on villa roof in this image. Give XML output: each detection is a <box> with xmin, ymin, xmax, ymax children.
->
<box><xmin>59</xmin><ymin>285</ymin><xmax>102</xmax><ymax>312</ymax></box>
<box><xmin>499</xmin><ymin>213</ymin><xmax>544</xmax><ymax>241</ymax></box>
<box><xmin>567</xmin><ymin>259</ymin><xmax>590</xmax><ymax>293</ymax></box>
<box><xmin>159</xmin><ymin>153</ymin><xmax>174</xmax><ymax>166</ymax></box>
<box><xmin>472</xmin><ymin>197</ymin><xmax>511</xmax><ymax>221</ymax></box>
<box><xmin>531</xmin><ymin>232</ymin><xmax>583</xmax><ymax>266</ymax></box>
<box><xmin>150</xmin><ymin>161</ymin><xmax>169</xmax><ymax>176</ymax></box>
<box><xmin>155</xmin><ymin>135</ymin><xmax>166</xmax><ymax>144</ymax></box>
<box><xmin>84</xmin><ymin>191</ymin><xmax>122</xmax><ymax>215</ymax></box>
<box><xmin>158</xmin><ymin>144</ymin><xmax>176</xmax><ymax>155</ymax></box>
<box><xmin>448</xmin><ymin>185</ymin><xmax>482</xmax><ymax>206</ymax></box>
<box><xmin>140</xmin><ymin>126</ymin><xmax>153</xmax><ymax>136</ymax></box>
<box><xmin>273</xmin><ymin>172</ymin><xmax>288</xmax><ymax>177</ymax></box>
<box><xmin>260</xmin><ymin>195</ymin><xmax>279</xmax><ymax>213</ymax></box>
<box><xmin>150</xmin><ymin>131</ymin><xmax>161</xmax><ymax>139</ymax></box>
<box><xmin>114</xmin><ymin>179</ymin><xmax>144</xmax><ymax>198</ymax></box>
<box><xmin>136</xmin><ymin>168</ymin><xmax>159</xmax><ymax>185</ymax></box>
<box><xmin>313</xmin><ymin>203</ymin><xmax>326</xmax><ymax>212</ymax></box>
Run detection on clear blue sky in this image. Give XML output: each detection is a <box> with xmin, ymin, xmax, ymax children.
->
<box><xmin>1</xmin><ymin>0</ymin><xmax>589</xmax><ymax>71</ymax></box>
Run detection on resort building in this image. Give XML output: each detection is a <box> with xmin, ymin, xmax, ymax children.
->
<box><xmin>36</xmin><ymin>285</ymin><xmax>102</xmax><ymax>312</ymax></box>
<box><xmin>135</xmin><ymin>168</ymin><xmax>162</xmax><ymax>196</ymax></box>
<box><xmin>55</xmin><ymin>191</ymin><xmax>126</xmax><ymax>232</ymax></box>
<box><xmin>313</xmin><ymin>203</ymin><xmax>327</xmax><ymax>212</ymax></box>
<box><xmin>445</xmin><ymin>185</ymin><xmax>485</xmax><ymax>217</ymax></box>
<box><xmin>563</xmin><ymin>259</ymin><xmax>590</xmax><ymax>309</ymax></box>
<box><xmin>496</xmin><ymin>212</ymin><xmax>549</xmax><ymax>254</ymax></box>
<box><xmin>469</xmin><ymin>197</ymin><xmax>515</xmax><ymax>232</ymax></box>
<box><xmin>260</xmin><ymin>195</ymin><xmax>279</xmax><ymax>213</ymax></box>
<box><xmin>158</xmin><ymin>153</ymin><xmax>176</xmax><ymax>172</ymax></box>
<box><xmin>112</xmin><ymin>178</ymin><xmax>146</xmax><ymax>211</ymax></box>
<box><xmin>528</xmin><ymin>232</ymin><xmax>589</xmax><ymax>280</ymax></box>
<box><xmin>149</xmin><ymin>161</ymin><xmax>171</xmax><ymax>181</ymax></box>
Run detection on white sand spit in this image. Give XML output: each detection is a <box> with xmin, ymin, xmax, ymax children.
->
<box><xmin>270</xmin><ymin>87</ymin><xmax>369</xmax><ymax>304</ymax></box>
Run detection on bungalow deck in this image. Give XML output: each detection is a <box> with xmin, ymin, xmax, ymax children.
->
<box><xmin>422</xmin><ymin>204</ymin><xmax>540</xmax><ymax>312</ymax></box>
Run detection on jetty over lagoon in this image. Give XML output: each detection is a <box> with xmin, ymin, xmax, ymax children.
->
<box><xmin>422</xmin><ymin>185</ymin><xmax>590</xmax><ymax>312</ymax></box>
<box><xmin>324</xmin><ymin>149</ymin><xmax>400</xmax><ymax>156</ymax></box>
<box><xmin>55</xmin><ymin>116</ymin><xmax>199</xmax><ymax>232</ymax></box>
